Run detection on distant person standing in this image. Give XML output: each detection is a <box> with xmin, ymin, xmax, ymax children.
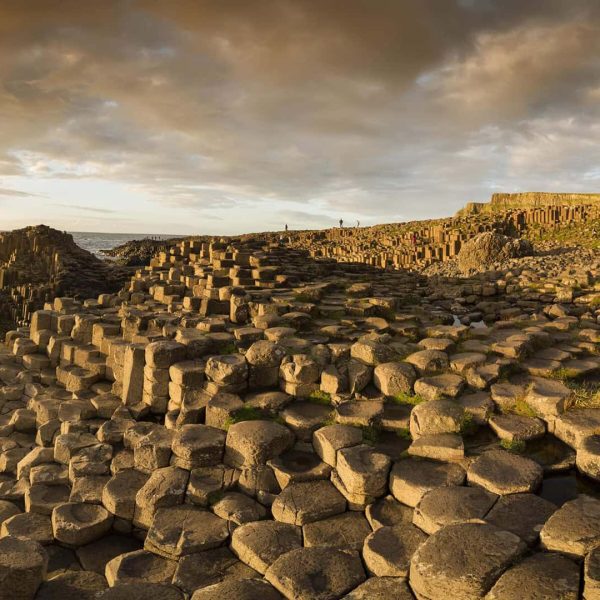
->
<box><xmin>339</xmin><ymin>218</ymin><xmax>344</xmax><ymax>228</ymax></box>
<box><xmin>285</xmin><ymin>224</ymin><xmax>288</xmax><ymax>232</ymax></box>
<box><xmin>356</xmin><ymin>220</ymin><xmax>360</xmax><ymax>228</ymax></box>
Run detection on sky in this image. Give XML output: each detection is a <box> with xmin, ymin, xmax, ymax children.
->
<box><xmin>0</xmin><ymin>0</ymin><xmax>599</xmax><ymax>235</ymax></box>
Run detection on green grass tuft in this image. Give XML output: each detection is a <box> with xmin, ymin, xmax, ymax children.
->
<box><xmin>459</xmin><ymin>412</ymin><xmax>477</xmax><ymax>436</ymax></box>
<box><xmin>500</xmin><ymin>439</ymin><xmax>526</xmax><ymax>454</ymax></box>
<box><xmin>550</xmin><ymin>367</ymin><xmax>581</xmax><ymax>382</ymax></box>
<box><xmin>391</xmin><ymin>392</ymin><xmax>425</xmax><ymax>406</ymax></box>
<box><xmin>590</xmin><ymin>296</ymin><xmax>600</xmax><ymax>308</ymax></box>
<box><xmin>361</xmin><ymin>425</ymin><xmax>381</xmax><ymax>446</ymax></box>
<box><xmin>218</xmin><ymin>342</ymin><xmax>238</xmax><ymax>355</ymax></box>
<box><xmin>223</xmin><ymin>405</ymin><xmax>262</xmax><ymax>430</ymax></box>
<box><xmin>396</xmin><ymin>427</ymin><xmax>412</xmax><ymax>441</ymax></box>
<box><xmin>564</xmin><ymin>380</ymin><xmax>600</xmax><ymax>409</ymax></box>
<box><xmin>512</xmin><ymin>397</ymin><xmax>538</xmax><ymax>418</ymax></box>
<box><xmin>308</xmin><ymin>390</ymin><xmax>332</xmax><ymax>405</ymax></box>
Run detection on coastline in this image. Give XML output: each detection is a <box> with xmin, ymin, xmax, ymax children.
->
<box><xmin>70</xmin><ymin>231</ymin><xmax>179</xmax><ymax>258</ymax></box>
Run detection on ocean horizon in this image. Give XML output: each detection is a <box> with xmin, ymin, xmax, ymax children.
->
<box><xmin>70</xmin><ymin>231</ymin><xmax>179</xmax><ymax>258</ymax></box>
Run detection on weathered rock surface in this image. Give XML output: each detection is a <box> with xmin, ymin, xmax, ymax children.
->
<box><xmin>467</xmin><ymin>450</ymin><xmax>543</xmax><ymax>495</ymax></box>
<box><xmin>0</xmin><ymin>536</ymin><xmax>48</xmax><ymax>600</ymax></box>
<box><xmin>485</xmin><ymin>552</ymin><xmax>580</xmax><ymax>600</ymax></box>
<box><xmin>265</xmin><ymin>547</ymin><xmax>366</xmax><ymax>599</ymax></box>
<box><xmin>409</xmin><ymin>522</ymin><xmax>527</xmax><ymax>599</ymax></box>
<box><xmin>540</xmin><ymin>495</ymin><xmax>600</xmax><ymax>557</ymax></box>
<box><xmin>457</xmin><ymin>232</ymin><xmax>533</xmax><ymax>273</ymax></box>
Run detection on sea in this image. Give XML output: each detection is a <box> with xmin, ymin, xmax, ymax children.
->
<box><xmin>70</xmin><ymin>232</ymin><xmax>177</xmax><ymax>258</ymax></box>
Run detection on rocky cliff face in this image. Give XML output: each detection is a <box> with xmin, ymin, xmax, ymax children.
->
<box><xmin>491</xmin><ymin>191</ymin><xmax>600</xmax><ymax>209</ymax></box>
<box><xmin>0</xmin><ymin>225</ymin><xmax>128</xmax><ymax>330</ymax></box>
<box><xmin>100</xmin><ymin>236</ymin><xmax>183</xmax><ymax>266</ymax></box>
<box><xmin>457</xmin><ymin>192</ymin><xmax>600</xmax><ymax>216</ymax></box>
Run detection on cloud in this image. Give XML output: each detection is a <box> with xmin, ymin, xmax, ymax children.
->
<box><xmin>0</xmin><ymin>187</ymin><xmax>42</xmax><ymax>198</ymax></box>
<box><xmin>428</xmin><ymin>20</ymin><xmax>600</xmax><ymax>122</ymax></box>
<box><xmin>0</xmin><ymin>0</ymin><xmax>598</xmax><ymax>231</ymax></box>
<box><xmin>52</xmin><ymin>203</ymin><xmax>117</xmax><ymax>214</ymax></box>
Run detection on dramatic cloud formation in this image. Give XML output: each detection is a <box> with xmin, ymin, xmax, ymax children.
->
<box><xmin>0</xmin><ymin>0</ymin><xmax>599</xmax><ymax>233</ymax></box>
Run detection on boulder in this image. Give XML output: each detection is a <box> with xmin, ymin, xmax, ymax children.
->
<box><xmin>405</xmin><ymin>350</ymin><xmax>449</xmax><ymax>374</ymax></box>
<box><xmin>350</xmin><ymin>340</ymin><xmax>396</xmax><ymax>366</ymax></box>
<box><xmin>585</xmin><ymin>544</ymin><xmax>600</xmax><ymax>600</ymax></box>
<box><xmin>0</xmin><ymin>536</ymin><xmax>48</xmax><ymax>600</ymax></box>
<box><xmin>191</xmin><ymin>579</ymin><xmax>282</xmax><ymax>600</ymax></box>
<box><xmin>34</xmin><ymin>570</ymin><xmax>107</xmax><ymax>600</ymax></box>
<box><xmin>211</xmin><ymin>492</ymin><xmax>267</xmax><ymax>528</ymax></box>
<box><xmin>1</xmin><ymin>512</ymin><xmax>54</xmax><ymax>545</ymax></box>
<box><xmin>363</xmin><ymin>524</ymin><xmax>427</xmax><ymax>577</ymax></box>
<box><xmin>373</xmin><ymin>362</ymin><xmax>416</xmax><ymax>396</ymax></box>
<box><xmin>341</xmin><ymin>577</ymin><xmax>414</xmax><ymax>599</ymax></box>
<box><xmin>171</xmin><ymin>424</ymin><xmax>226</xmax><ymax>469</ymax></box>
<box><xmin>145</xmin><ymin>505</ymin><xmax>229</xmax><ymax>559</ymax></box>
<box><xmin>486</xmin><ymin>552</ymin><xmax>580</xmax><ymax>600</ymax></box>
<box><xmin>540</xmin><ymin>495</ymin><xmax>600</xmax><ymax>557</ymax></box>
<box><xmin>52</xmin><ymin>502</ymin><xmax>113</xmax><ymax>546</ymax></box>
<box><xmin>409</xmin><ymin>399</ymin><xmax>464</xmax><ymax>439</ymax></box>
<box><xmin>484</xmin><ymin>493</ymin><xmax>556</xmax><ymax>545</ymax></box>
<box><xmin>408</xmin><ymin>433</ymin><xmax>465</xmax><ymax>461</ymax></box>
<box><xmin>303</xmin><ymin>512</ymin><xmax>371</xmax><ymax>551</ymax></box>
<box><xmin>389</xmin><ymin>458</ymin><xmax>465</xmax><ymax>507</ymax></box>
<box><xmin>105</xmin><ymin>549</ymin><xmax>177</xmax><ymax>586</ymax></box>
<box><xmin>312</xmin><ymin>425</ymin><xmax>363</xmax><ymax>467</ymax></box>
<box><xmin>172</xmin><ymin>546</ymin><xmax>257</xmax><ymax>595</ymax></box>
<box><xmin>225</xmin><ymin>420</ymin><xmax>294</xmax><ymax>467</ymax></box>
<box><xmin>409</xmin><ymin>522</ymin><xmax>526</xmax><ymax>599</ymax></box>
<box><xmin>271</xmin><ymin>480</ymin><xmax>346</xmax><ymax>525</ymax></box>
<box><xmin>265</xmin><ymin>547</ymin><xmax>366</xmax><ymax>599</ymax></box>
<box><xmin>489</xmin><ymin>414</ymin><xmax>545</xmax><ymax>442</ymax></box>
<box><xmin>205</xmin><ymin>355</ymin><xmax>248</xmax><ymax>386</ymax></box>
<box><xmin>414</xmin><ymin>374</ymin><xmax>465</xmax><ymax>401</ymax></box>
<box><xmin>467</xmin><ymin>450</ymin><xmax>543</xmax><ymax>495</ymax></box>
<box><xmin>231</xmin><ymin>520</ymin><xmax>302</xmax><ymax>574</ymax></box>
<box><xmin>457</xmin><ymin>232</ymin><xmax>532</xmax><ymax>273</ymax></box>
<box><xmin>414</xmin><ymin>486</ymin><xmax>497</xmax><ymax>534</ymax></box>
<box><xmin>525</xmin><ymin>377</ymin><xmax>571</xmax><ymax>418</ymax></box>
<box><xmin>576</xmin><ymin>435</ymin><xmax>600</xmax><ymax>481</ymax></box>
<box><xmin>366</xmin><ymin>495</ymin><xmax>414</xmax><ymax>530</ymax></box>
<box><xmin>335</xmin><ymin>444</ymin><xmax>391</xmax><ymax>498</ymax></box>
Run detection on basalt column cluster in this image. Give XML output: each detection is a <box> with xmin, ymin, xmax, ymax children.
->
<box><xmin>0</xmin><ymin>232</ymin><xmax>599</xmax><ymax>598</ymax></box>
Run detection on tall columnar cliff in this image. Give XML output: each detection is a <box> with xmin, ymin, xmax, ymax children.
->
<box><xmin>457</xmin><ymin>191</ymin><xmax>600</xmax><ymax>216</ymax></box>
<box><xmin>0</xmin><ymin>225</ymin><xmax>128</xmax><ymax>329</ymax></box>
<box><xmin>284</xmin><ymin>195</ymin><xmax>600</xmax><ymax>270</ymax></box>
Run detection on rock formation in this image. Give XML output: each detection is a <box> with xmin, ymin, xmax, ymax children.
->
<box><xmin>0</xmin><ymin>194</ymin><xmax>599</xmax><ymax>598</ymax></box>
<box><xmin>0</xmin><ymin>225</ymin><xmax>128</xmax><ymax>332</ymax></box>
<box><xmin>457</xmin><ymin>232</ymin><xmax>533</xmax><ymax>273</ymax></box>
<box><xmin>283</xmin><ymin>193</ymin><xmax>600</xmax><ymax>271</ymax></box>
<box><xmin>101</xmin><ymin>237</ymin><xmax>185</xmax><ymax>267</ymax></box>
<box><xmin>459</xmin><ymin>191</ymin><xmax>600</xmax><ymax>216</ymax></box>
